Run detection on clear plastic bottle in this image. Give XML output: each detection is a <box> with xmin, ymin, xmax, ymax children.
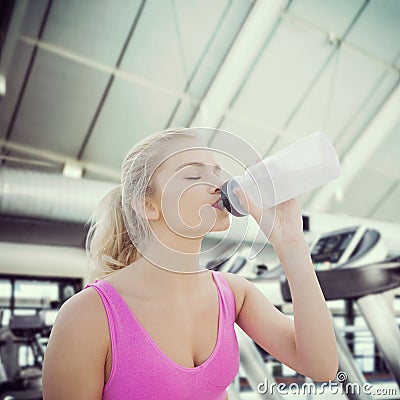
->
<box><xmin>220</xmin><ymin>131</ymin><xmax>341</xmax><ymax>217</ymax></box>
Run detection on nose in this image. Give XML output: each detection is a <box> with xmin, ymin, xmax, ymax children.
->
<box><xmin>213</xmin><ymin>186</ymin><xmax>221</xmax><ymax>194</ymax></box>
<box><xmin>208</xmin><ymin>175</ymin><xmax>224</xmax><ymax>193</ymax></box>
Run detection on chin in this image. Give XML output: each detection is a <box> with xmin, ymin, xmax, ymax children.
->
<box><xmin>211</xmin><ymin>218</ymin><xmax>231</xmax><ymax>232</ymax></box>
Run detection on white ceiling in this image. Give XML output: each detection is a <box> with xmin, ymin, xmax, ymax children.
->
<box><xmin>0</xmin><ymin>0</ymin><xmax>399</xmax><ymax>224</ymax></box>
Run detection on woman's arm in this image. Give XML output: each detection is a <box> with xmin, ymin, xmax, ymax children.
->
<box><xmin>273</xmin><ymin>237</ymin><xmax>338</xmax><ymax>380</ymax></box>
<box><xmin>42</xmin><ymin>289</ymin><xmax>108</xmax><ymax>399</ymax></box>
<box><xmin>232</xmin><ymin>187</ymin><xmax>339</xmax><ymax>381</ymax></box>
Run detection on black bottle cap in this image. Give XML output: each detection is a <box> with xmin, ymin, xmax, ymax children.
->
<box><xmin>221</xmin><ymin>181</ymin><xmax>247</xmax><ymax>217</ymax></box>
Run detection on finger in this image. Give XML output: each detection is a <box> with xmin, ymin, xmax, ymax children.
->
<box><xmin>233</xmin><ymin>187</ymin><xmax>248</xmax><ymax>210</ymax></box>
<box><xmin>233</xmin><ymin>187</ymin><xmax>245</xmax><ymax>200</ymax></box>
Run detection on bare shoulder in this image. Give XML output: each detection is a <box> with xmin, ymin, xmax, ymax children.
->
<box><xmin>50</xmin><ymin>286</ymin><xmax>110</xmax><ymax>356</ymax></box>
<box><xmin>42</xmin><ymin>286</ymin><xmax>109</xmax><ymax>399</ymax></box>
<box><xmin>218</xmin><ymin>271</ymin><xmax>248</xmax><ymax>321</ymax></box>
<box><xmin>59</xmin><ymin>285</ymin><xmax>108</xmax><ymax>326</ymax></box>
<box><xmin>74</xmin><ymin>286</ymin><xmax>110</xmax><ymax>344</ymax></box>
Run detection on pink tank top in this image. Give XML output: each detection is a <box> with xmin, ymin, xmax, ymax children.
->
<box><xmin>83</xmin><ymin>270</ymin><xmax>240</xmax><ymax>400</ymax></box>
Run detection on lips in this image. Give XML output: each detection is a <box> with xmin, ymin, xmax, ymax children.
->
<box><xmin>212</xmin><ymin>199</ymin><xmax>223</xmax><ymax>210</ymax></box>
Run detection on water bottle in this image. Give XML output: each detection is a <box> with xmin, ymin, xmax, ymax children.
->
<box><xmin>220</xmin><ymin>131</ymin><xmax>340</xmax><ymax>217</ymax></box>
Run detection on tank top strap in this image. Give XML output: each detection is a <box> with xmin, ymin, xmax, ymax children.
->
<box><xmin>211</xmin><ymin>270</ymin><xmax>236</xmax><ymax>324</ymax></box>
<box><xmin>85</xmin><ymin>279</ymin><xmax>126</xmax><ymax>322</ymax></box>
<box><xmin>83</xmin><ymin>279</ymin><xmax>131</xmax><ymax>352</ymax></box>
<box><xmin>83</xmin><ymin>280</ymin><xmax>120</xmax><ymax>380</ymax></box>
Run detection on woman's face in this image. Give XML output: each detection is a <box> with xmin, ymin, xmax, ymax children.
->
<box><xmin>150</xmin><ymin>138</ymin><xmax>231</xmax><ymax>238</ymax></box>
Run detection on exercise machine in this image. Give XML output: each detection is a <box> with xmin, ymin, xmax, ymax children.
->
<box><xmin>0</xmin><ymin>312</ymin><xmax>50</xmax><ymax>399</ymax></box>
<box><xmin>223</xmin><ymin>224</ymin><xmax>398</xmax><ymax>399</ymax></box>
<box><xmin>280</xmin><ymin>225</ymin><xmax>400</xmax><ymax>399</ymax></box>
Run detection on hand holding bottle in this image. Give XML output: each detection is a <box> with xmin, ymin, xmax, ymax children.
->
<box><xmin>233</xmin><ymin>186</ymin><xmax>305</xmax><ymax>247</ymax></box>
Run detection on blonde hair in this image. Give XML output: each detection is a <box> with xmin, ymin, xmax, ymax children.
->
<box><xmin>85</xmin><ymin>128</ymin><xmax>201</xmax><ymax>282</ymax></box>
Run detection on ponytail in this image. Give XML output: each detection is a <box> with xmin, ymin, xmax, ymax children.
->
<box><xmin>85</xmin><ymin>185</ymin><xmax>140</xmax><ymax>282</ymax></box>
<box><xmin>85</xmin><ymin>127</ymin><xmax>201</xmax><ymax>282</ymax></box>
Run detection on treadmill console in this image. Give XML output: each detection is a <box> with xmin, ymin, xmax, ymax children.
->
<box><xmin>311</xmin><ymin>229</ymin><xmax>357</xmax><ymax>264</ymax></box>
<box><xmin>309</xmin><ymin>225</ymin><xmax>382</xmax><ymax>270</ymax></box>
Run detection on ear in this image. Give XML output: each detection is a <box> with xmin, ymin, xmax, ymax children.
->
<box><xmin>144</xmin><ymin>198</ymin><xmax>160</xmax><ymax>221</ymax></box>
<box><xmin>131</xmin><ymin>197</ymin><xmax>160</xmax><ymax>221</ymax></box>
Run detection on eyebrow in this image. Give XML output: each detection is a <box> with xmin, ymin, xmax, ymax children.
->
<box><xmin>175</xmin><ymin>162</ymin><xmax>222</xmax><ymax>172</ymax></box>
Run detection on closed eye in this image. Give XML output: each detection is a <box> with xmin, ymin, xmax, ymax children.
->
<box><xmin>186</xmin><ymin>177</ymin><xmax>201</xmax><ymax>180</ymax></box>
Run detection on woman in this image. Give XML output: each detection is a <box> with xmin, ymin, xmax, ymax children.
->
<box><xmin>42</xmin><ymin>128</ymin><xmax>338</xmax><ymax>399</ymax></box>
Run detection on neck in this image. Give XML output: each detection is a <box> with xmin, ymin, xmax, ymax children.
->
<box><xmin>126</xmin><ymin>257</ymin><xmax>211</xmax><ymax>297</ymax></box>
<box><xmin>141</xmin><ymin>224</ymin><xmax>205</xmax><ymax>273</ymax></box>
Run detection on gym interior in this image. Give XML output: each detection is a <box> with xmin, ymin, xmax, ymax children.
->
<box><xmin>0</xmin><ymin>1</ymin><xmax>400</xmax><ymax>399</ymax></box>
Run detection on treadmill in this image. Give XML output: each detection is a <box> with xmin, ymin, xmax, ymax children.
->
<box><xmin>0</xmin><ymin>313</ymin><xmax>49</xmax><ymax>399</ymax></box>
<box><xmin>280</xmin><ymin>225</ymin><xmax>400</xmax><ymax>399</ymax></box>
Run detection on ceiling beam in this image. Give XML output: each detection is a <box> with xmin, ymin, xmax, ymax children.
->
<box><xmin>190</xmin><ymin>0</ymin><xmax>288</xmax><ymax>128</ymax></box>
<box><xmin>19</xmin><ymin>35</ymin><xmax>195</xmax><ymax>103</ymax></box>
<box><xmin>0</xmin><ymin>139</ymin><xmax>120</xmax><ymax>180</ymax></box>
<box><xmin>308</xmin><ymin>81</ymin><xmax>400</xmax><ymax>212</ymax></box>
